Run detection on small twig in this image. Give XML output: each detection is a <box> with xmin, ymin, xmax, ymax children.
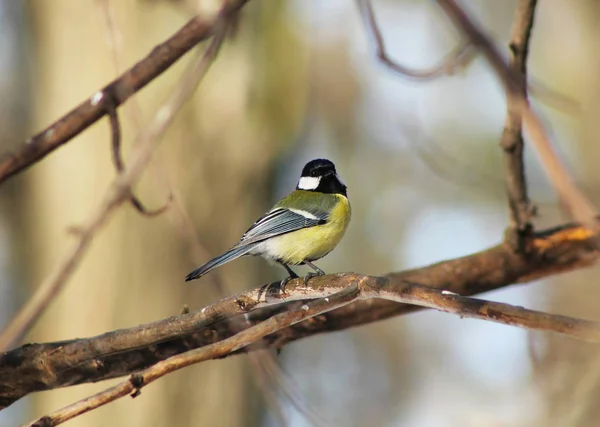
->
<box><xmin>436</xmin><ymin>0</ymin><xmax>598</xmax><ymax>230</ymax></box>
<box><xmin>0</xmin><ymin>6</ymin><xmax>235</xmax><ymax>352</ymax></box>
<box><xmin>500</xmin><ymin>0</ymin><xmax>537</xmax><ymax>249</ymax></box>
<box><xmin>373</xmin><ymin>282</ymin><xmax>600</xmax><ymax>341</ymax></box>
<box><xmin>24</xmin><ymin>285</ymin><xmax>361</xmax><ymax>426</ymax></box>
<box><xmin>100</xmin><ymin>0</ymin><xmax>172</xmax><ymax>217</ymax></box>
<box><xmin>356</xmin><ymin>0</ymin><xmax>477</xmax><ymax>81</ymax></box>
<box><xmin>106</xmin><ymin>103</ymin><xmax>170</xmax><ymax>216</ymax></box>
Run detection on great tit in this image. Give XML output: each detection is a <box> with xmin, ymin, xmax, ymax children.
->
<box><xmin>185</xmin><ymin>158</ymin><xmax>351</xmax><ymax>287</ymax></box>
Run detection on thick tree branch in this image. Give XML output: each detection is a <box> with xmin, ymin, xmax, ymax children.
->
<box><xmin>24</xmin><ymin>286</ymin><xmax>361</xmax><ymax>427</ymax></box>
<box><xmin>25</xmin><ymin>275</ymin><xmax>600</xmax><ymax>426</ymax></box>
<box><xmin>0</xmin><ymin>0</ymin><xmax>250</xmax><ymax>185</ymax></box>
<box><xmin>2</xmin><ymin>221</ymin><xmax>599</xmax><ymax>409</ymax></box>
<box><xmin>501</xmin><ymin>0</ymin><xmax>536</xmax><ymax>248</ymax></box>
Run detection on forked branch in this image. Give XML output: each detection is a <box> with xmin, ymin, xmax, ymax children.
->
<box><xmin>436</xmin><ymin>0</ymin><xmax>598</xmax><ymax>228</ymax></box>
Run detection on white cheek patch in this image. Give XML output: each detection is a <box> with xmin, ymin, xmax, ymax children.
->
<box><xmin>297</xmin><ymin>176</ymin><xmax>320</xmax><ymax>190</ymax></box>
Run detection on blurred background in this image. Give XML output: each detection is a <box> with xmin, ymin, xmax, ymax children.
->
<box><xmin>1</xmin><ymin>0</ymin><xmax>600</xmax><ymax>426</ymax></box>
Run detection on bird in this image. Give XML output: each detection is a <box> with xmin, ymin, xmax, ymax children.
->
<box><xmin>185</xmin><ymin>158</ymin><xmax>351</xmax><ymax>288</ymax></box>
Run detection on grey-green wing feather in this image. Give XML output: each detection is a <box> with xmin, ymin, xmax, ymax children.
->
<box><xmin>185</xmin><ymin>207</ymin><xmax>326</xmax><ymax>281</ymax></box>
<box><xmin>185</xmin><ymin>191</ymin><xmax>334</xmax><ymax>282</ymax></box>
<box><xmin>236</xmin><ymin>208</ymin><xmax>326</xmax><ymax>246</ymax></box>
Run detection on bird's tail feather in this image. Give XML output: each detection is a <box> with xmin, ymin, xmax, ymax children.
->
<box><xmin>185</xmin><ymin>244</ymin><xmax>255</xmax><ymax>282</ymax></box>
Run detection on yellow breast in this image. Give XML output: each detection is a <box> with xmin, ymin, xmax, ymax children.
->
<box><xmin>267</xmin><ymin>195</ymin><xmax>351</xmax><ymax>265</ymax></box>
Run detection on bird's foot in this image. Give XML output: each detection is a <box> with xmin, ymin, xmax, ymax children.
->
<box><xmin>303</xmin><ymin>271</ymin><xmax>324</xmax><ymax>285</ymax></box>
<box><xmin>279</xmin><ymin>275</ymin><xmax>296</xmax><ymax>294</ymax></box>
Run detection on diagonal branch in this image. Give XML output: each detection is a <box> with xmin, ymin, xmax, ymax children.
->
<box><xmin>1</xmin><ymin>220</ymin><xmax>599</xmax><ymax>409</ymax></box>
<box><xmin>501</xmin><ymin>0</ymin><xmax>537</xmax><ymax>248</ymax></box>
<box><xmin>0</xmin><ymin>0</ymin><xmax>250</xmax><ymax>185</ymax></box>
<box><xmin>0</xmin><ymin>6</ymin><xmax>235</xmax><ymax>353</ymax></box>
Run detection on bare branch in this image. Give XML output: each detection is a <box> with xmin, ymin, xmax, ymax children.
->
<box><xmin>23</xmin><ymin>271</ymin><xmax>600</xmax><ymax>425</ymax></box>
<box><xmin>356</xmin><ymin>0</ymin><xmax>477</xmax><ymax>81</ymax></box>
<box><xmin>100</xmin><ymin>0</ymin><xmax>172</xmax><ymax>216</ymax></box>
<box><xmin>0</xmin><ymin>6</ymin><xmax>235</xmax><ymax>352</ymax></box>
<box><xmin>372</xmin><ymin>282</ymin><xmax>600</xmax><ymax>340</ymax></box>
<box><xmin>106</xmin><ymin>102</ymin><xmax>171</xmax><ymax>216</ymax></box>
<box><xmin>501</xmin><ymin>0</ymin><xmax>537</xmax><ymax>249</ymax></box>
<box><xmin>2</xmin><ymin>220</ymin><xmax>599</xmax><ymax>409</ymax></box>
<box><xmin>0</xmin><ymin>0</ymin><xmax>250</xmax><ymax>185</ymax></box>
<box><xmin>436</xmin><ymin>0</ymin><xmax>598</xmax><ymax>229</ymax></box>
<box><xmin>24</xmin><ymin>285</ymin><xmax>361</xmax><ymax>426</ymax></box>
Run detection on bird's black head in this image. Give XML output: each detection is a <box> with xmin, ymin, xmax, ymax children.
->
<box><xmin>296</xmin><ymin>158</ymin><xmax>347</xmax><ymax>196</ymax></box>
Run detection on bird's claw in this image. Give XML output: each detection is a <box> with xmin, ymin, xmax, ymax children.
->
<box><xmin>279</xmin><ymin>275</ymin><xmax>295</xmax><ymax>294</ymax></box>
<box><xmin>303</xmin><ymin>271</ymin><xmax>323</xmax><ymax>285</ymax></box>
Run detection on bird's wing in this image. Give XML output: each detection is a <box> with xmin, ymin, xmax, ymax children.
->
<box><xmin>186</xmin><ymin>207</ymin><xmax>327</xmax><ymax>281</ymax></box>
<box><xmin>235</xmin><ymin>207</ymin><xmax>327</xmax><ymax>247</ymax></box>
